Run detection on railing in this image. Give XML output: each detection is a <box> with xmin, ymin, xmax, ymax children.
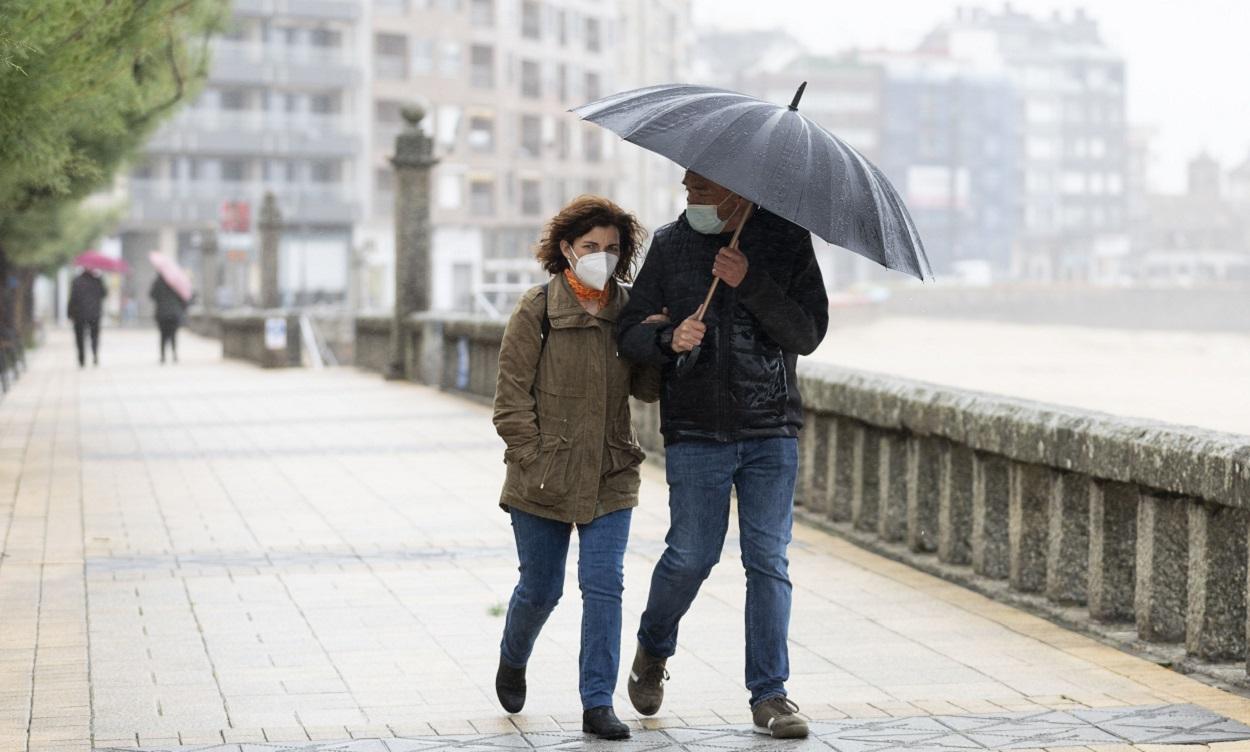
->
<box><xmin>339</xmin><ymin>312</ymin><xmax>1250</xmax><ymax>681</ymax></box>
<box><xmin>213</xmin><ymin>40</ymin><xmax>353</xmax><ymax>67</ymax></box>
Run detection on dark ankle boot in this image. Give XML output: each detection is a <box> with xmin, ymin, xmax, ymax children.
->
<box><xmin>495</xmin><ymin>658</ymin><xmax>526</xmax><ymax>713</ymax></box>
<box><xmin>583</xmin><ymin>706</ymin><xmax>630</xmax><ymax>740</ymax></box>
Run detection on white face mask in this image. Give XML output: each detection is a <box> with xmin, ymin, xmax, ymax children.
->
<box><xmin>564</xmin><ymin>243</ymin><xmax>619</xmax><ymax>291</ymax></box>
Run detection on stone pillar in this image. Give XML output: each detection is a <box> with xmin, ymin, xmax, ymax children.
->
<box><xmin>258</xmin><ymin>193</ymin><xmax>282</xmax><ymax>309</ymax></box>
<box><xmin>1135</xmin><ymin>494</ymin><xmax>1189</xmax><ymax>642</ymax></box>
<box><xmin>1046</xmin><ymin>473</ymin><xmax>1091</xmax><ymax>604</ymax></box>
<box><xmin>1186</xmin><ymin>503</ymin><xmax>1247</xmax><ymax>661</ymax></box>
<box><xmin>796</xmin><ymin>411</ymin><xmax>823</xmax><ymax>512</ymax></box>
<box><xmin>1009</xmin><ymin>464</ymin><xmax>1053</xmax><ymax>593</ymax></box>
<box><xmin>972</xmin><ymin>453</ymin><xmax>1011</xmax><ymax>579</ymax></box>
<box><xmin>878</xmin><ymin>433</ymin><xmax>908</xmax><ymax>542</ymax></box>
<box><xmin>830</xmin><ymin>418</ymin><xmax>856</xmax><ymax>522</ymax></box>
<box><xmin>200</xmin><ymin>230</ymin><xmax>218</xmax><ymax>314</ymax></box>
<box><xmin>388</xmin><ymin>106</ymin><xmax>440</xmax><ymax>380</ymax></box>
<box><xmin>907</xmin><ymin>437</ymin><xmax>943</xmax><ymax>553</ymax></box>
<box><xmin>1088</xmin><ymin>481</ymin><xmax>1137</xmax><ymax>621</ymax></box>
<box><xmin>851</xmin><ymin>425</ymin><xmax>879</xmax><ymax>532</ymax></box>
<box><xmin>938</xmin><ymin>445</ymin><xmax>975</xmax><ymax>565</ymax></box>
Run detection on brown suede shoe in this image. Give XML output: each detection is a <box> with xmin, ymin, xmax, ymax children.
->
<box><xmin>626</xmin><ymin>641</ymin><xmax>669</xmax><ymax>716</ymax></box>
<box><xmin>752</xmin><ymin>696</ymin><xmax>809</xmax><ymax>739</ymax></box>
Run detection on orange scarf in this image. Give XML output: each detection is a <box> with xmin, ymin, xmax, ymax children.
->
<box><xmin>563</xmin><ymin>269</ymin><xmax>611</xmax><ymax>306</ymax></box>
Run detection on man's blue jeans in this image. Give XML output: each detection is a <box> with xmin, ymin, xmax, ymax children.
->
<box><xmin>500</xmin><ymin>507</ymin><xmax>632</xmax><ymax>710</ymax></box>
<box><xmin>638</xmin><ymin>437</ymin><xmax>798</xmax><ymax>706</ymax></box>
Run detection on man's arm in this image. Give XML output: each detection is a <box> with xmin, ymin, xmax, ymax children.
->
<box><xmin>618</xmin><ymin>237</ymin><xmax>677</xmax><ymax>367</ymax></box>
<box><xmin>736</xmin><ymin>233</ymin><xmax>829</xmax><ymax>355</ymax></box>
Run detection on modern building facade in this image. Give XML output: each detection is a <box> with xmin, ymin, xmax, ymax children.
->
<box><xmin>119</xmin><ymin>0</ymin><xmax>368</xmax><ymax>315</ymax></box>
<box><xmin>921</xmin><ymin>7</ymin><xmax>1129</xmax><ymax>282</ymax></box>
<box><xmin>366</xmin><ymin>0</ymin><xmax>692</xmax><ymax>316</ymax></box>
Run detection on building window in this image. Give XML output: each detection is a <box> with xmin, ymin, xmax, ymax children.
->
<box><xmin>520</xmin><ymin>60</ymin><xmax>541</xmax><ymax>98</ymax></box>
<box><xmin>374</xmin><ymin>33</ymin><xmax>408</xmax><ymax>79</ymax></box>
<box><xmin>584</xmin><ymin>71</ymin><xmax>601</xmax><ymax>101</ymax></box>
<box><xmin>221</xmin><ymin>159</ymin><xmax>248</xmax><ymax>182</ymax></box>
<box><xmin>583</xmin><ymin>129</ymin><xmax>602</xmax><ymax>162</ymax></box>
<box><xmin>556</xmin><ymin>10</ymin><xmax>567</xmax><ymax>45</ymax></box>
<box><xmin>220</xmin><ymin>88</ymin><xmax>248</xmax><ymax>111</ymax></box>
<box><xmin>440</xmin><ymin>41</ymin><xmax>462</xmax><ymax>76</ymax></box>
<box><xmin>470</xmin><ymin>0</ymin><xmax>494</xmax><ymax>27</ymax></box>
<box><xmin>310</xmin><ymin>28</ymin><xmax>341</xmax><ymax>48</ymax></box>
<box><xmin>310</xmin><ymin>160</ymin><xmax>340</xmax><ymax>183</ymax></box>
<box><xmin>470</xmin><ymin>179</ymin><xmax>495</xmax><ymax>216</ymax></box>
<box><xmin>438</xmin><ymin>173</ymin><xmax>463</xmax><ymax>210</ymax></box>
<box><xmin>520</xmin><ymin>179</ymin><xmax>542</xmax><ymax>215</ymax></box>
<box><xmin>520</xmin><ymin>115</ymin><xmax>542</xmax><ymax>158</ymax></box>
<box><xmin>468</xmin><ymin>114</ymin><xmax>495</xmax><ymax>152</ymax></box>
<box><xmin>521</xmin><ymin>1</ymin><xmax>541</xmax><ymax>39</ymax></box>
<box><xmin>412</xmin><ymin>38</ymin><xmax>434</xmax><ymax>75</ymax></box>
<box><xmin>556</xmin><ymin>121</ymin><xmax>569</xmax><ymax>159</ymax></box>
<box><xmin>376</xmin><ymin>167</ymin><xmax>395</xmax><ymax>193</ymax></box>
<box><xmin>470</xmin><ymin>44</ymin><xmax>494</xmax><ymax>88</ymax></box>
<box><xmin>309</xmin><ymin>92</ymin><xmax>340</xmax><ymax>114</ymax></box>
<box><xmin>585</xmin><ymin>17</ymin><xmax>601</xmax><ymax>52</ymax></box>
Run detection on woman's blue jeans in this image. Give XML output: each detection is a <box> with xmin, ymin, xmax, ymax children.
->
<box><xmin>500</xmin><ymin>506</ymin><xmax>632</xmax><ymax>710</ymax></box>
<box><xmin>637</xmin><ymin>437</ymin><xmax>798</xmax><ymax>706</ymax></box>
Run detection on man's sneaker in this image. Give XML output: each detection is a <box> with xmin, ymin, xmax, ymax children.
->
<box><xmin>752</xmin><ymin>696</ymin><xmax>808</xmax><ymax>739</ymax></box>
<box><xmin>626</xmin><ymin>642</ymin><xmax>669</xmax><ymax>716</ymax></box>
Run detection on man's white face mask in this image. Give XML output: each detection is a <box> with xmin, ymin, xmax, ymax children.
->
<box><xmin>686</xmin><ymin>192</ymin><xmax>743</xmax><ymax>235</ymax></box>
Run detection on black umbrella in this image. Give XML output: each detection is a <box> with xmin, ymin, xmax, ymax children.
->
<box><xmin>572</xmin><ymin>82</ymin><xmax>931</xmax><ymax>280</ymax></box>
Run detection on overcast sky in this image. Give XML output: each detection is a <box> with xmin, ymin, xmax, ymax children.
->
<box><xmin>691</xmin><ymin>0</ymin><xmax>1250</xmax><ymax>192</ymax></box>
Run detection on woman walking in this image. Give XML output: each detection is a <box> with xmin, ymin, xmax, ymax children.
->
<box><xmin>492</xmin><ymin>196</ymin><xmax>660</xmax><ymax>739</ymax></box>
<box><xmin>150</xmin><ymin>274</ymin><xmax>188</xmax><ymax>364</ymax></box>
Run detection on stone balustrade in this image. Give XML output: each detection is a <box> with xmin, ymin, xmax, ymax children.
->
<box><xmin>351</xmin><ymin>312</ymin><xmax>1250</xmax><ymax>678</ymax></box>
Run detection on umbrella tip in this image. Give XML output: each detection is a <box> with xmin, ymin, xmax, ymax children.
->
<box><xmin>788</xmin><ymin>81</ymin><xmax>808</xmax><ymax>111</ymax></box>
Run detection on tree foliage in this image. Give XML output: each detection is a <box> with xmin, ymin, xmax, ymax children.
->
<box><xmin>0</xmin><ymin>0</ymin><xmax>224</xmax><ymax>273</ymax></box>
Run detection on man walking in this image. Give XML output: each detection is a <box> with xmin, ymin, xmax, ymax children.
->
<box><xmin>67</xmin><ymin>268</ymin><xmax>107</xmax><ymax>368</ymax></box>
<box><xmin>617</xmin><ymin>170</ymin><xmax>828</xmax><ymax>738</ymax></box>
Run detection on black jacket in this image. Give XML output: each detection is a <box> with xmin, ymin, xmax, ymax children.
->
<box><xmin>150</xmin><ymin>276</ymin><xmax>187</xmax><ymax>321</ymax></box>
<box><xmin>67</xmin><ymin>272</ymin><xmax>106</xmax><ymax>321</ymax></box>
<box><xmin>618</xmin><ymin>209</ymin><xmax>829</xmax><ymax>445</ymax></box>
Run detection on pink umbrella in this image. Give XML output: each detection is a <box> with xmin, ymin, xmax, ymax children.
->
<box><xmin>148</xmin><ymin>251</ymin><xmax>193</xmax><ymax>303</ymax></box>
<box><xmin>74</xmin><ymin>250</ymin><xmax>129</xmax><ymax>273</ymax></box>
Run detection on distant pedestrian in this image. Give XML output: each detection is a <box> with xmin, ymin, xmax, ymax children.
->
<box><xmin>491</xmin><ymin>196</ymin><xmax>661</xmax><ymax>740</ymax></box>
<box><xmin>150</xmin><ymin>275</ymin><xmax>188</xmax><ymax>364</ymax></box>
<box><xmin>67</xmin><ymin>268</ymin><xmax>106</xmax><ymax>368</ymax></box>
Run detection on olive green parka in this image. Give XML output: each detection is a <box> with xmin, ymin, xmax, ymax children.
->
<box><xmin>493</xmin><ymin>275</ymin><xmax>660</xmax><ymax>524</ymax></box>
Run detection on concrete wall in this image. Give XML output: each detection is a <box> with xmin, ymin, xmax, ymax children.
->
<box><xmin>351</xmin><ymin>312</ymin><xmax>1250</xmax><ymax>682</ymax></box>
<box><xmin>218</xmin><ymin>311</ymin><xmax>302</xmax><ymax>368</ymax></box>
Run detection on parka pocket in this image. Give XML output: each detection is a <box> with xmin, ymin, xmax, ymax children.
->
<box><xmin>526</xmin><ymin>432</ymin><xmax>573</xmax><ymax>502</ymax></box>
<box><xmin>605</xmin><ymin>432</ymin><xmax>646</xmax><ymax>476</ymax></box>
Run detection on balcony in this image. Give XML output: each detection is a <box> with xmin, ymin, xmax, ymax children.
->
<box><xmin>232</xmin><ymin>0</ymin><xmax>361</xmax><ymax>21</ymax></box>
<box><xmin>211</xmin><ymin>40</ymin><xmax>360</xmax><ymax>87</ymax></box>
<box><xmin>126</xmin><ymin>180</ymin><xmax>359</xmax><ymax>227</ymax></box>
<box><xmin>145</xmin><ymin>110</ymin><xmax>359</xmax><ymax>157</ymax></box>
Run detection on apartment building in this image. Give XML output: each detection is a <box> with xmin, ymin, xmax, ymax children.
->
<box><xmin>366</xmin><ymin>0</ymin><xmax>690</xmax><ymax>315</ymax></box>
<box><xmin>921</xmin><ymin>7</ymin><xmax>1129</xmax><ymax>282</ymax></box>
<box><xmin>120</xmin><ymin>0</ymin><xmax>368</xmax><ymax>314</ymax></box>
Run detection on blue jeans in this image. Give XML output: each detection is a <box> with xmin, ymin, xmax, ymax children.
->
<box><xmin>638</xmin><ymin>437</ymin><xmax>798</xmax><ymax>706</ymax></box>
<box><xmin>501</xmin><ymin>507</ymin><xmax>632</xmax><ymax>710</ymax></box>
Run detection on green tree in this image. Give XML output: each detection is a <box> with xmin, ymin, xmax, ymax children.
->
<box><xmin>0</xmin><ymin>0</ymin><xmax>225</xmax><ymax>339</ymax></box>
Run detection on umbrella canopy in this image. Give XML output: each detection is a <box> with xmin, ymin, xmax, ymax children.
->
<box><xmin>572</xmin><ymin>83</ymin><xmax>931</xmax><ymax>280</ymax></box>
<box><xmin>73</xmin><ymin>251</ymin><xmax>129</xmax><ymax>273</ymax></box>
<box><xmin>148</xmin><ymin>251</ymin><xmax>193</xmax><ymax>303</ymax></box>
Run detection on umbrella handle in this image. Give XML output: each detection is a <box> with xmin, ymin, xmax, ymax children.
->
<box><xmin>694</xmin><ymin>203</ymin><xmax>754</xmax><ymax>322</ymax></box>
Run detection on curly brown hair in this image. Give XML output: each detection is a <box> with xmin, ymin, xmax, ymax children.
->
<box><xmin>536</xmin><ymin>195</ymin><xmax>645</xmax><ymax>282</ymax></box>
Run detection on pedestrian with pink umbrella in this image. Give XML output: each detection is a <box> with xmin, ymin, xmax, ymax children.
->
<box><xmin>148</xmin><ymin>252</ymin><xmax>193</xmax><ymax>364</ymax></box>
<box><xmin>67</xmin><ymin>251</ymin><xmax>129</xmax><ymax>368</ymax></box>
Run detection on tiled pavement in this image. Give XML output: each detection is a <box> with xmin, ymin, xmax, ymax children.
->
<box><xmin>4</xmin><ymin>329</ymin><xmax>1250</xmax><ymax>752</ymax></box>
